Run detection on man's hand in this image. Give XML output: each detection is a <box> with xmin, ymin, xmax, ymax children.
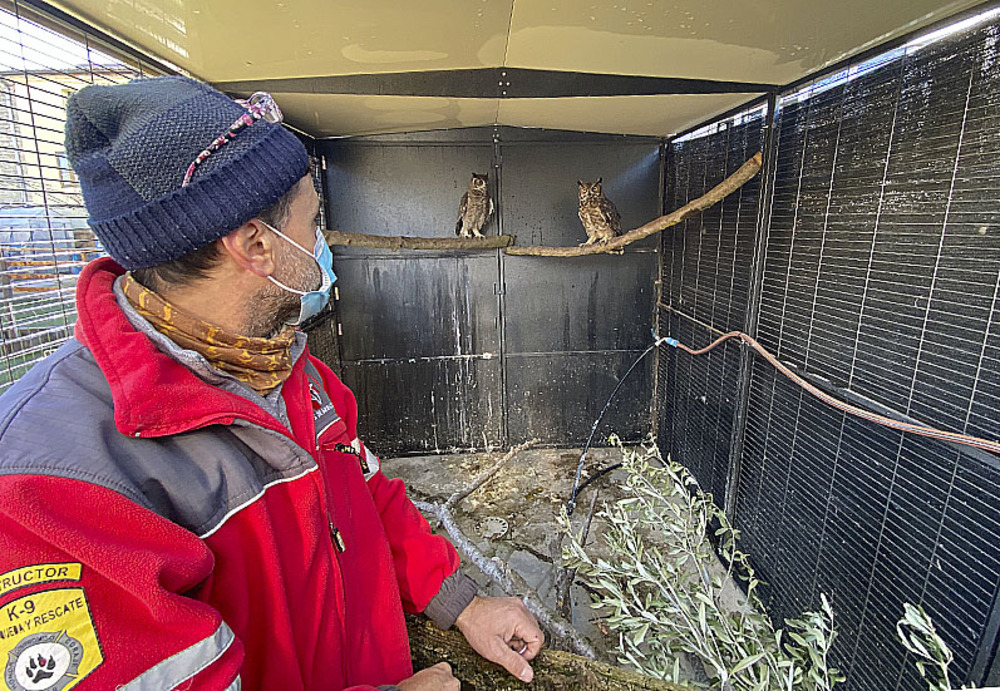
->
<box><xmin>396</xmin><ymin>661</ymin><xmax>460</xmax><ymax>690</ymax></box>
<box><xmin>455</xmin><ymin>596</ymin><xmax>545</xmax><ymax>683</ymax></box>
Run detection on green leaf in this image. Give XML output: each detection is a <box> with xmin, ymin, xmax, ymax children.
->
<box><xmin>633</xmin><ymin>622</ymin><xmax>650</xmax><ymax>645</ymax></box>
<box><xmin>731</xmin><ymin>652</ymin><xmax>767</xmax><ymax>676</ymax></box>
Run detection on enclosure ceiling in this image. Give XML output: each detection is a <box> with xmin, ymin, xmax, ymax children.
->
<box><xmin>47</xmin><ymin>0</ymin><xmax>986</xmax><ymax>137</ymax></box>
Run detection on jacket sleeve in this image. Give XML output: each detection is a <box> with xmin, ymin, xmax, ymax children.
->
<box><xmin>309</xmin><ymin>356</ymin><xmax>478</xmax><ymax>626</ymax></box>
<box><xmin>0</xmin><ymin>473</ymin><xmax>243</xmax><ymax>690</ymax></box>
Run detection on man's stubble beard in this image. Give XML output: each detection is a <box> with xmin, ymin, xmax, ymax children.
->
<box><xmin>242</xmin><ymin>237</ymin><xmax>322</xmax><ymax>339</ymax></box>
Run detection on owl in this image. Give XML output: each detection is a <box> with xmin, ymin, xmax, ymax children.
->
<box><xmin>577</xmin><ymin>178</ymin><xmax>622</xmax><ymax>245</ymax></box>
<box><xmin>456</xmin><ymin>173</ymin><xmax>493</xmax><ymax>238</ymax></box>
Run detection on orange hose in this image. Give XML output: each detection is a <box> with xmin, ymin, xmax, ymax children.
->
<box><xmin>662</xmin><ymin>332</ymin><xmax>1000</xmax><ymax>456</ymax></box>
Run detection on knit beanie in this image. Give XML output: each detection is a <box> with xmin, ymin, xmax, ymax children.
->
<box><xmin>64</xmin><ymin>75</ymin><xmax>309</xmax><ymax>270</ymax></box>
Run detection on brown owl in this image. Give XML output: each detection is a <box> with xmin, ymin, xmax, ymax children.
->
<box><xmin>577</xmin><ymin>178</ymin><xmax>622</xmax><ymax>245</ymax></box>
<box><xmin>456</xmin><ymin>173</ymin><xmax>493</xmax><ymax>238</ymax></box>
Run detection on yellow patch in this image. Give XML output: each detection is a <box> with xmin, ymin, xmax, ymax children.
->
<box><xmin>0</xmin><ymin>564</ymin><xmax>81</xmax><ymax>599</ymax></box>
<box><xmin>0</xmin><ymin>588</ymin><xmax>102</xmax><ymax>691</ymax></box>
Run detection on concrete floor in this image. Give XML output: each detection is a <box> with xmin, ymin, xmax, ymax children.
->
<box><xmin>385</xmin><ymin>443</ymin><xmax>748</xmax><ymax>686</ymax></box>
<box><xmin>384</xmin><ymin>445</ymin><xmax>628</xmax><ymax>656</ymax></box>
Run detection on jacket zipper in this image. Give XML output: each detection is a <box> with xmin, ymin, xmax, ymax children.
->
<box><xmin>329</xmin><ymin>522</ymin><xmax>346</xmax><ymax>553</ymax></box>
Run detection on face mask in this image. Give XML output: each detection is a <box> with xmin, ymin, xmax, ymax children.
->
<box><xmin>260</xmin><ymin>220</ymin><xmax>337</xmax><ymax>326</ymax></box>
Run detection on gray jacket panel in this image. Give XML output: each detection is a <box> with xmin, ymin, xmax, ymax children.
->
<box><xmin>0</xmin><ymin>338</ymin><xmax>324</xmax><ymax>537</ymax></box>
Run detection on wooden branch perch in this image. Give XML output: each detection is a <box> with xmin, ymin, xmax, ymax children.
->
<box><xmin>413</xmin><ymin>439</ymin><xmax>597</xmax><ymax>659</ymax></box>
<box><xmin>324</xmin><ymin>229</ymin><xmax>515</xmax><ymax>251</ymax></box>
<box><xmin>504</xmin><ymin>151</ymin><xmax>763</xmax><ymax>257</ymax></box>
<box><xmin>322</xmin><ymin>151</ymin><xmax>760</xmax><ymax>258</ymax></box>
<box><xmin>407</xmin><ymin>614</ymin><xmax>690</xmax><ymax>690</ymax></box>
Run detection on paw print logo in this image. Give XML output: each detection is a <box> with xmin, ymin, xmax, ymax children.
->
<box><xmin>25</xmin><ymin>655</ymin><xmax>56</xmax><ymax>684</ymax></box>
<box><xmin>6</xmin><ymin>632</ymin><xmax>81</xmax><ymax>691</ymax></box>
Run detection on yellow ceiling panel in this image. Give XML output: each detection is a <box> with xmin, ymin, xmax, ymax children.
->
<box><xmin>273</xmin><ymin>92</ymin><xmax>761</xmax><ymax>138</ymax></box>
<box><xmin>504</xmin><ymin>0</ymin><xmax>985</xmax><ymax>83</ymax></box>
<box><xmin>497</xmin><ymin>93</ymin><xmax>756</xmax><ymax>138</ymax></box>
<box><xmin>272</xmin><ymin>93</ymin><xmax>500</xmax><ymax>137</ymax></box>
<box><xmin>50</xmin><ymin>0</ymin><xmax>986</xmax><ymax>85</ymax></box>
<box><xmin>46</xmin><ymin>0</ymin><xmax>514</xmax><ymax>81</ymax></box>
<box><xmin>44</xmin><ymin>0</ymin><xmax>988</xmax><ymax>137</ymax></box>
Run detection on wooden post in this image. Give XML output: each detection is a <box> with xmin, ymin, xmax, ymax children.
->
<box><xmin>407</xmin><ymin>615</ymin><xmax>691</xmax><ymax>691</ymax></box>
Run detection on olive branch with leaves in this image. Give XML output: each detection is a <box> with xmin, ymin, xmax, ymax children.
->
<box><xmin>558</xmin><ymin>436</ymin><xmax>973</xmax><ymax>690</ymax></box>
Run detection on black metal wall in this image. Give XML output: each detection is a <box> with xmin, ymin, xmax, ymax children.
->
<box><xmin>659</xmin><ymin>24</ymin><xmax>1000</xmax><ymax>691</ymax></box>
<box><xmin>318</xmin><ymin>127</ymin><xmax>660</xmax><ymax>453</ymax></box>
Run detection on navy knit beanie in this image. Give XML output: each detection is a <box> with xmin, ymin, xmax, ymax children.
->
<box><xmin>64</xmin><ymin>75</ymin><xmax>309</xmax><ymax>270</ymax></box>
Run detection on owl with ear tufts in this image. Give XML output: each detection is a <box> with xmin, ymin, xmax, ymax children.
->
<box><xmin>456</xmin><ymin>173</ymin><xmax>494</xmax><ymax>238</ymax></box>
<box><xmin>578</xmin><ymin>178</ymin><xmax>622</xmax><ymax>246</ymax></box>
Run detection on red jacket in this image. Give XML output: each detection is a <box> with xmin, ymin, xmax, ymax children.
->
<box><xmin>0</xmin><ymin>258</ymin><xmax>468</xmax><ymax>690</ymax></box>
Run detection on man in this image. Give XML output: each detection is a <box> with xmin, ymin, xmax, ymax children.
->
<box><xmin>0</xmin><ymin>75</ymin><xmax>542</xmax><ymax>690</ymax></box>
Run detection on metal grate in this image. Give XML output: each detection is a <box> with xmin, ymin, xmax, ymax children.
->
<box><xmin>0</xmin><ymin>1</ymin><xmax>161</xmax><ymax>395</ymax></box>
<box><xmin>658</xmin><ymin>109</ymin><xmax>765</xmax><ymax>506</ymax></box>
<box><xmin>660</xmin><ymin>19</ymin><xmax>1000</xmax><ymax>691</ymax></box>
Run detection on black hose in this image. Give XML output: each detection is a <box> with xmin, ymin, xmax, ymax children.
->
<box><xmin>565</xmin><ymin>338</ymin><xmax>661</xmax><ymax>514</ymax></box>
<box><xmin>572</xmin><ymin>462</ymin><xmax>623</xmax><ymax>500</ymax></box>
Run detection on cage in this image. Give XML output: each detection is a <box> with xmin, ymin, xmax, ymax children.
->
<box><xmin>0</xmin><ymin>1</ymin><xmax>998</xmax><ymax>690</ymax></box>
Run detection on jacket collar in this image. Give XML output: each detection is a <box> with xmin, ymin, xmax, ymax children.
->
<box><xmin>74</xmin><ymin>257</ymin><xmax>302</xmax><ymax>438</ymax></box>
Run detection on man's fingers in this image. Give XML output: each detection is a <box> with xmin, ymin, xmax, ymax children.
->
<box><xmin>507</xmin><ymin>635</ymin><xmax>542</xmax><ymax>661</ymax></box>
<box><xmin>521</xmin><ymin>635</ymin><xmax>543</xmax><ymax>660</ymax></box>
<box><xmin>431</xmin><ymin>661</ymin><xmax>461</xmax><ymax>690</ymax></box>
<box><xmin>512</xmin><ymin>618</ymin><xmax>545</xmax><ymax>659</ymax></box>
<box><xmin>490</xmin><ymin>639</ymin><xmax>534</xmax><ymax>683</ymax></box>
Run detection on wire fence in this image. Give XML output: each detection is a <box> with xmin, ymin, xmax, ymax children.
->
<box><xmin>659</xmin><ymin>18</ymin><xmax>1000</xmax><ymax>691</ymax></box>
<box><xmin>0</xmin><ymin>1</ymin><xmax>165</xmax><ymax>395</ymax></box>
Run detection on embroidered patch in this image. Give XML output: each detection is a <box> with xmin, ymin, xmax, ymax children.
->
<box><xmin>0</xmin><ymin>588</ymin><xmax>102</xmax><ymax>690</ymax></box>
<box><xmin>307</xmin><ymin>379</ymin><xmax>343</xmax><ymax>440</ymax></box>
<box><xmin>0</xmin><ymin>565</ymin><xmax>82</xmax><ymax>599</ymax></box>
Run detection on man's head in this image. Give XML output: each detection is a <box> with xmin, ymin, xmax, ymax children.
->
<box><xmin>134</xmin><ymin>173</ymin><xmax>324</xmax><ymax>338</ymax></box>
<box><xmin>64</xmin><ymin>76</ymin><xmax>324</xmax><ymax>337</ymax></box>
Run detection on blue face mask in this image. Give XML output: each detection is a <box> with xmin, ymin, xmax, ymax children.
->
<box><xmin>261</xmin><ymin>221</ymin><xmax>337</xmax><ymax>326</ymax></box>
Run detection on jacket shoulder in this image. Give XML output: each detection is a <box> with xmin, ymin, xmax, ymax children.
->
<box><xmin>0</xmin><ymin>339</ymin><xmax>153</xmax><ymax>509</ymax></box>
<box><xmin>0</xmin><ymin>340</ymin><xmax>321</xmax><ymax>537</ymax></box>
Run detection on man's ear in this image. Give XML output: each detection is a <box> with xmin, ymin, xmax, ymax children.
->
<box><xmin>220</xmin><ymin>220</ymin><xmax>278</xmax><ymax>278</ymax></box>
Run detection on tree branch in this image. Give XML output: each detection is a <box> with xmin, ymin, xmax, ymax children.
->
<box><xmin>556</xmin><ymin>490</ymin><xmax>600</xmax><ymax>620</ymax></box>
<box><xmin>324</xmin><ymin>229</ymin><xmax>515</xmax><ymax>251</ymax></box>
<box><xmin>322</xmin><ymin>152</ymin><xmax>760</xmax><ymax>258</ymax></box>
<box><xmin>446</xmin><ymin>439</ymin><xmax>537</xmax><ymax>509</ymax></box>
<box><xmin>407</xmin><ymin>615</ymin><xmax>688</xmax><ymax>690</ymax></box>
<box><xmin>503</xmin><ymin>152</ymin><xmax>762</xmax><ymax>257</ymax></box>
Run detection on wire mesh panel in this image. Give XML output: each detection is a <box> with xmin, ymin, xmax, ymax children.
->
<box><xmin>659</xmin><ymin>22</ymin><xmax>1000</xmax><ymax>691</ymax></box>
<box><xmin>657</xmin><ymin>109</ymin><xmax>765</xmax><ymax>506</ymax></box>
<box><xmin>0</xmin><ymin>1</ymin><xmax>161</xmax><ymax>395</ymax></box>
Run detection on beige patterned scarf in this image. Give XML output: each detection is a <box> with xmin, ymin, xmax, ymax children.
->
<box><xmin>121</xmin><ymin>273</ymin><xmax>296</xmax><ymax>394</ymax></box>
